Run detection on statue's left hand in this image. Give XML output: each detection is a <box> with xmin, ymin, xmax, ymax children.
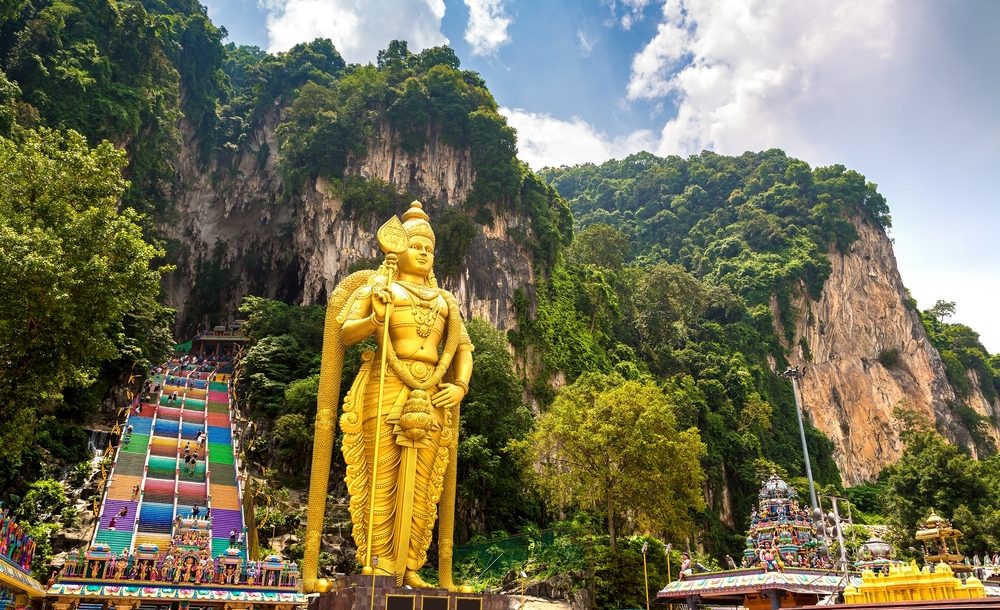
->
<box><xmin>432</xmin><ymin>383</ymin><xmax>466</xmax><ymax>410</ymax></box>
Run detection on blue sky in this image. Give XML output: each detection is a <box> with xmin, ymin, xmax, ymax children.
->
<box><xmin>202</xmin><ymin>0</ymin><xmax>1000</xmax><ymax>353</ymax></box>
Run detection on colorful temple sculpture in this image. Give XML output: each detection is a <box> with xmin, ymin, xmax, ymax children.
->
<box><xmin>742</xmin><ymin>475</ymin><xmax>828</xmax><ymax>570</ymax></box>
<box><xmin>0</xmin><ymin>510</ymin><xmax>46</xmax><ymax>610</ymax></box>
<box><xmin>658</xmin><ymin>474</ymin><xmax>851</xmax><ymax>610</ymax></box>
<box><xmin>48</xmin><ymin>357</ymin><xmax>305</xmax><ymax>610</ymax></box>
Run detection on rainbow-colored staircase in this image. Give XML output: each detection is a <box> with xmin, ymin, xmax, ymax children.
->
<box><xmin>91</xmin><ymin>359</ymin><xmax>247</xmax><ymax>560</ymax></box>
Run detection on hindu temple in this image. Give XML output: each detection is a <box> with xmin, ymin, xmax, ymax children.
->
<box><xmin>658</xmin><ymin>473</ymin><xmax>851</xmax><ymax>610</ymax></box>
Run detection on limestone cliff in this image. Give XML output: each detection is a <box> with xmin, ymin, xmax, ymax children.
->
<box><xmin>782</xmin><ymin>216</ymin><xmax>1000</xmax><ymax>484</ymax></box>
<box><xmin>163</xmin><ymin>117</ymin><xmax>537</xmax><ymax>333</ymax></box>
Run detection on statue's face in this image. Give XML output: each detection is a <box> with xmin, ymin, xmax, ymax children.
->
<box><xmin>398</xmin><ymin>235</ymin><xmax>435</xmax><ymax>276</ymax></box>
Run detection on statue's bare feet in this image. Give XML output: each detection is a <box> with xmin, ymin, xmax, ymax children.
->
<box><xmin>403</xmin><ymin>571</ymin><xmax>433</xmax><ymax>588</ymax></box>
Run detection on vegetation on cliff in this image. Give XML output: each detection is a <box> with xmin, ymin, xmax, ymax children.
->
<box><xmin>268</xmin><ymin>39</ymin><xmax>571</xmax><ymax>269</ymax></box>
<box><xmin>919</xmin><ymin>299</ymin><xmax>1000</xmax><ymax>451</ymax></box>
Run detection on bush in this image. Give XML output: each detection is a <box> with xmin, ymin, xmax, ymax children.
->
<box><xmin>878</xmin><ymin>347</ymin><xmax>900</xmax><ymax>369</ymax></box>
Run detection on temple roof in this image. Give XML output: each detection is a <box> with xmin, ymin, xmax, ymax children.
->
<box><xmin>657</xmin><ymin>568</ymin><xmax>858</xmax><ymax>602</ymax></box>
<box><xmin>0</xmin><ymin>555</ymin><xmax>47</xmax><ymax>599</ymax></box>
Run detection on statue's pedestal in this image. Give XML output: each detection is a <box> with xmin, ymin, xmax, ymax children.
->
<box><xmin>309</xmin><ymin>575</ymin><xmax>508</xmax><ymax>610</ymax></box>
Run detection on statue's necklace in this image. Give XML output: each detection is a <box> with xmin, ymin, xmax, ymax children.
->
<box><xmin>397</xmin><ymin>280</ymin><xmax>441</xmax><ymax>338</ymax></box>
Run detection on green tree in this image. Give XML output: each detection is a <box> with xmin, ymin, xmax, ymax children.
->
<box><xmin>565</xmin><ymin>223</ymin><xmax>631</xmax><ymax>270</ymax></box>
<box><xmin>457</xmin><ymin>318</ymin><xmax>537</xmax><ymax>538</ymax></box>
<box><xmin>882</xmin><ymin>427</ymin><xmax>986</xmax><ymax>546</ymax></box>
<box><xmin>14</xmin><ymin>478</ymin><xmax>69</xmax><ymax>523</ymax></box>
<box><xmin>928</xmin><ymin>299</ymin><xmax>957</xmax><ymax>322</ymax></box>
<box><xmin>271</xmin><ymin>413</ymin><xmax>313</xmax><ymax>475</ymax></box>
<box><xmin>531</xmin><ymin>372</ymin><xmax>706</xmax><ymax>552</ymax></box>
<box><xmin>284</xmin><ymin>374</ymin><xmax>320</xmax><ymax>416</ymax></box>
<box><xmin>0</xmin><ymin>128</ymin><xmax>169</xmax><ymax>460</ymax></box>
<box><xmin>634</xmin><ymin>263</ymin><xmax>707</xmax><ymax>369</ymax></box>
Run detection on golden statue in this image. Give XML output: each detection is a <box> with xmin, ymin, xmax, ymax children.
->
<box><xmin>302</xmin><ymin>201</ymin><xmax>473</xmax><ymax>592</ymax></box>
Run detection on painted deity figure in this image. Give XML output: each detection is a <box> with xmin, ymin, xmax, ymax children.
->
<box><xmin>760</xmin><ymin>544</ymin><xmax>781</xmax><ymax>572</ymax></box>
<box><xmin>303</xmin><ymin>201</ymin><xmax>473</xmax><ymax>591</ymax></box>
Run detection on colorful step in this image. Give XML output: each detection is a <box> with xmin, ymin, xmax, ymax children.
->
<box><xmin>152</xmin><ymin>419</ymin><xmax>179</xmax><ymax>437</ymax></box>
<box><xmin>137</xmin><ymin>502</ymin><xmax>173</xmax><ymax>533</ymax></box>
<box><xmin>146</xmin><ymin>455</ymin><xmax>178</xmax><ymax>479</ymax></box>
<box><xmin>207</xmin><ymin>442</ymin><xmax>233</xmax><ymax>465</ymax></box>
<box><xmin>207</xmin><ymin>426</ymin><xmax>232</xmax><ymax>444</ymax></box>
<box><xmin>206</xmin><ymin>412</ymin><xmax>230</xmax><ymax>428</ymax></box>
<box><xmin>126</xmin><ymin>416</ymin><xmax>153</xmax><ymax>436</ymax></box>
<box><xmin>93</xmin><ymin>530</ymin><xmax>132</xmax><ymax>554</ymax></box>
<box><xmin>98</xmin><ymin>500</ymin><xmax>138</xmax><ymax>529</ymax></box>
<box><xmin>209</xmin><ymin>485</ymin><xmax>240</xmax><ymax>510</ymax></box>
<box><xmin>113</xmin><ymin>452</ymin><xmax>147</xmax><ymax>477</ymax></box>
<box><xmin>121</xmin><ymin>434</ymin><xmax>150</xmax><ymax>454</ymax></box>
<box><xmin>107</xmin><ymin>474</ymin><xmax>143</xmax><ymax>500</ymax></box>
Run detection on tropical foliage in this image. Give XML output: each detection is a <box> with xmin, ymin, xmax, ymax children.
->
<box><xmin>0</xmin><ymin>127</ymin><xmax>171</xmax><ymax>490</ymax></box>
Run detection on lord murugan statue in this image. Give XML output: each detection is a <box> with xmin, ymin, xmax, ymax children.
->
<box><xmin>302</xmin><ymin>201</ymin><xmax>474</xmax><ymax>592</ymax></box>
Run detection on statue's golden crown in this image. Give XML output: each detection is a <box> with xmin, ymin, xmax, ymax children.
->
<box><xmin>402</xmin><ymin>200</ymin><xmax>435</xmax><ymax>246</ymax></box>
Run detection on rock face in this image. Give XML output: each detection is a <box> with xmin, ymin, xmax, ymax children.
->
<box><xmin>783</xmin><ymin>216</ymin><xmax>1000</xmax><ymax>484</ymax></box>
<box><xmin>163</xmin><ymin>117</ymin><xmax>536</xmax><ymax>333</ymax></box>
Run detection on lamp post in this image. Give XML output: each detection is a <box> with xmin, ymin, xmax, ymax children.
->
<box><xmin>781</xmin><ymin>367</ymin><xmax>820</xmax><ymax>515</ymax></box>
<box><xmin>642</xmin><ymin>542</ymin><xmax>650</xmax><ymax>610</ymax></box>
<box><xmin>519</xmin><ymin>570</ymin><xmax>527</xmax><ymax>609</ymax></box>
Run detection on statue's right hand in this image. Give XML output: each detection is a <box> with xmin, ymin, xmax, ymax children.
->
<box><xmin>371</xmin><ymin>284</ymin><xmax>392</xmax><ymax>322</ymax></box>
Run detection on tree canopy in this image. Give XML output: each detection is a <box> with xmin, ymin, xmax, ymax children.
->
<box><xmin>530</xmin><ymin>372</ymin><xmax>706</xmax><ymax>552</ymax></box>
<box><xmin>0</xmin><ymin>127</ymin><xmax>171</xmax><ymax>469</ymax></box>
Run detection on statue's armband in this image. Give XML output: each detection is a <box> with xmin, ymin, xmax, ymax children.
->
<box><xmin>458</xmin><ymin>321</ymin><xmax>474</xmax><ymax>353</ymax></box>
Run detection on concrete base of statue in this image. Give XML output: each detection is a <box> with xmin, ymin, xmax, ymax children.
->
<box><xmin>309</xmin><ymin>574</ymin><xmax>509</xmax><ymax>610</ymax></box>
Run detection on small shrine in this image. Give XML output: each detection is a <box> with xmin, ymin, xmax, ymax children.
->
<box><xmin>915</xmin><ymin>512</ymin><xmax>969</xmax><ymax>573</ymax></box>
<box><xmin>742</xmin><ymin>474</ymin><xmax>828</xmax><ymax>570</ymax></box>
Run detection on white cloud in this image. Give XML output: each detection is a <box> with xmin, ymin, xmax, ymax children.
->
<box><xmin>616</xmin><ymin>0</ymin><xmax>656</xmax><ymax>30</ymax></box>
<box><xmin>625</xmin><ymin>0</ymin><xmax>897</xmax><ymax>157</ymax></box>
<box><xmin>500</xmin><ymin>107</ymin><xmax>656</xmax><ymax>170</ymax></box>
<box><xmin>577</xmin><ymin>29</ymin><xmax>594</xmax><ymax>57</ymax></box>
<box><xmin>263</xmin><ymin>0</ymin><xmax>447</xmax><ymax>61</ymax></box>
<box><xmin>463</xmin><ymin>0</ymin><xmax>512</xmax><ymax>56</ymax></box>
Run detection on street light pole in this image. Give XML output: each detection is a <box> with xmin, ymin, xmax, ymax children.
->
<box><xmin>781</xmin><ymin>367</ymin><xmax>820</xmax><ymax>515</ymax></box>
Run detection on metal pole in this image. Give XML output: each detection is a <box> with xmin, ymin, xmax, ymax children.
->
<box><xmin>831</xmin><ymin>497</ymin><xmax>848</xmax><ymax>569</ymax></box>
<box><xmin>642</xmin><ymin>542</ymin><xmax>650</xmax><ymax>610</ymax></box>
<box><xmin>783</xmin><ymin>368</ymin><xmax>819</xmax><ymax>514</ymax></box>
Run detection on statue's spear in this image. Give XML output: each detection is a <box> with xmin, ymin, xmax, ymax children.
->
<box><xmin>364</xmin><ymin>216</ymin><xmax>408</xmax><ymax>572</ymax></box>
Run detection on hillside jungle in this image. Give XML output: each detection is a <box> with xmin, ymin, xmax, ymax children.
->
<box><xmin>2</xmin><ymin>0</ymin><xmax>1000</xmax><ymax>606</ymax></box>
